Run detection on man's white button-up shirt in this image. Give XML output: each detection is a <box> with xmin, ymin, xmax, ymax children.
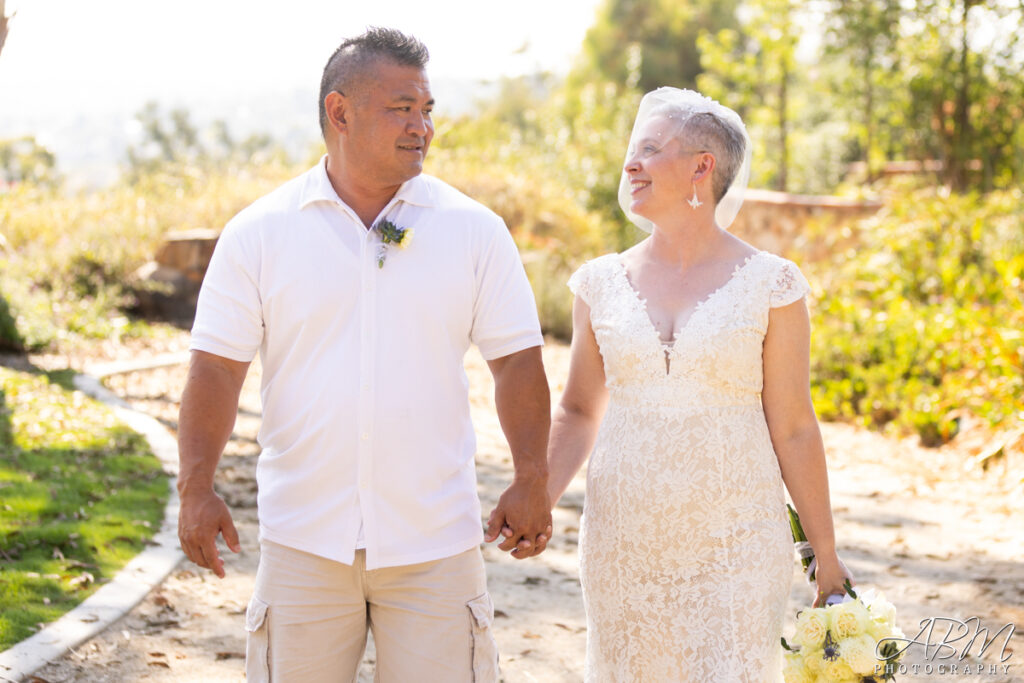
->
<box><xmin>190</xmin><ymin>159</ymin><xmax>543</xmax><ymax>569</ymax></box>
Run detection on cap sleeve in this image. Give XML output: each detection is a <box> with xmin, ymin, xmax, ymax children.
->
<box><xmin>567</xmin><ymin>260</ymin><xmax>594</xmax><ymax>306</ymax></box>
<box><xmin>769</xmin><ymin>258</ymin><xmax>811</xmax><ymax>308</ymax></box>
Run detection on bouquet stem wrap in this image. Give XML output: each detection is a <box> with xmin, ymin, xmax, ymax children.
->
<box><xmin>787</xmin><ymin>503</ymin><xmax>817</xmax><ymax>582</ymax></box>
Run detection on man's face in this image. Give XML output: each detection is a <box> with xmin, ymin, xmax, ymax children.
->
<box><xmin>342</xmin><ymin>61</ymin><xmax>434</xmax><ymax>190</ymax></box>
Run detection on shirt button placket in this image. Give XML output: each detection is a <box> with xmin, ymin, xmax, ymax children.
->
<box><xmin>357</xmin><ymin>230</ymin><xmax>376</xmax><ymax>521</ymax></box>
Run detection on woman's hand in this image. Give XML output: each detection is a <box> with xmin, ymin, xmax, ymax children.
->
<box><xmin>813</xmin><ymin>551</ymin><xmax>854</xmax><ymax>607</ymax></box>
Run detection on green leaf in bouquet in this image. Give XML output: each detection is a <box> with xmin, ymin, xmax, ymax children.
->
<box><xmin>844</xmin><ymin>578</ymin><xmax>858</xmax><ymax>599</ymax></box>
<box><xmin>780</xmin><ymin>636</ymin><xmax>798</xmax><ymax>652</ymax></box>
<box><xmin>787</xmin><ymin>503</ymin><xmax>807</xmax><ymax>543</ymax></box>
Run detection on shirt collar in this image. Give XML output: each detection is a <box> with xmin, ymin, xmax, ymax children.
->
<box><xmin>299</xmin><ymin>155</ymin><xmax>435</xmax><ymax>212</ymax></box>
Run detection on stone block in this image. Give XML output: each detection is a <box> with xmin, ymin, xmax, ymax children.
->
<box><xmin>154</xmin><ymin>229</ymin><xmax>219</xmax><ymax>273</ymax></box>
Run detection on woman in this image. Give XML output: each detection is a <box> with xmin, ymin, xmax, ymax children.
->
<box><xmin>546</xmin><ymin>88</ymin><xmax>852</xmax><ymax>681</ymax></box>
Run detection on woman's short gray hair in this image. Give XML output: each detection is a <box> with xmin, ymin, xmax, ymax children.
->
<box><xmin>649</xmin><ymin>104</ymin><xmax>747</xmax><ymax>203</ymax></box>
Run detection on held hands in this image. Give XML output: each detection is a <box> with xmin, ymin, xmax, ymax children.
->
<box><xmin>484</xmin><ymin>474</ymin><xmax>552</xmax><ymax>560</ymax></box>
<box><xmin>177</xmin><ymin>488</ymin><xmax>240</xmax><ymax>579</ymax></box>
<box><xmin>812</xmin><ymin>551</ymin><xmax>855</xmax><ymax>608</ymax></box>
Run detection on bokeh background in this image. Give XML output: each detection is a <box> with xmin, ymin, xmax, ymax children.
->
<box><xmin>2</xmin><ymin>0</ymin><xmax>1022</xmax><ymax>469</ymax></box>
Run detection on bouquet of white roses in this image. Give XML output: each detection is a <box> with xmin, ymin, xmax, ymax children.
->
<box><xmin>781</xmin><ymin>583</ymin><xmax>905</xmax><ymax>682</ymax></box>
<box><xmin>783</xmin><ymin>505</ymin><xmax>904</xmax><ymax>682</ymax></box>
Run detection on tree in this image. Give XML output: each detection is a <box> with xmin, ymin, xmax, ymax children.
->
<box><xmin>125</xmin><ymin>102</ymin><xmax>282</xmax><ymax>182</ymax></box>
<box><xmin>0</xmin><ymin>0</ymin><xmax>13</xmax><ymax>60</ymax></box>
<box><xmin>126</xmin><ymin>102</ymin><xmax>204</xmax><ymax>172</ymax></box>
<box><xmin>572</xmin><ymin>0</ymin><xmax>740</xmax><ymax>92</ymax></box>
<box><xmin>698</xmin><ymin>0</ymin><xmax>803</xmax><ymax>191</ymax></box>
<box><xmin>0</xmin><ymin>136</ymin><xmax>58</xmax><ymax>186</ymax></box>
<box><xmin>1</xmin><ymin>0</ymin><xmax>21</xmax><ymax>351</ymax></box>
<box><xmin>823</xmin><ymin>0</ymin><xmax>904</xmax><ymax>180</ymax></box>
<box><xmin>900</xmin><ymin>0</ymin><xmax>1024</xmax><ymax>190</ymax></box>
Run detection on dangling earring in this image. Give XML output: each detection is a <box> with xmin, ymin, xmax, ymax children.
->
<box><xmin>687</xmin><ymin>182</ymin><xmax>703</xmax><ymax>209</ymax></box>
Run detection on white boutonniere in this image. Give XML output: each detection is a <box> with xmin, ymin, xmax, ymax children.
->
<box><xmin>374</xmin><ymin>219</ymin><xmax>414</xmax><ymax>268</ymax></box>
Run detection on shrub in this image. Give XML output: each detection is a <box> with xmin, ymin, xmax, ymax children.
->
<box><xmin>805</xmin><ymin>187</ymin><xmax>1024</xmax><ymax>443</ymax></box>
<box><xmin>0</xmin><ymin>161</ymin><xmax>297</xmax><ymax>351</ymax></box>
<box><xmin>0</xmin><ymin>291</ymin><xmax>19</xmax><ymax>351</ymax></box>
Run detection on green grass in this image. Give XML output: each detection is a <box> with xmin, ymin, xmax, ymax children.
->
<box><xmin>0</xmin><ymin>366</ymin><xmax>169</xmax><ymax>650</ymax></box>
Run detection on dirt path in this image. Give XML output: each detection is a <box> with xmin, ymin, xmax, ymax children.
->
<box><xmin>27</xmin><ymin>337</ymin><xmax>1024</xmax><ymax>682</ymax></box>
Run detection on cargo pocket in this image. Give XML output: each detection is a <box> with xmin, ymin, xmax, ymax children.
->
<box><xmin>245</xmin><ymin>596</ymin><xmax>271</xmax><ymax>682</ymax></box>
<box><xmin>467</xmin><ymin>593</ymin><xmax>499</xmax><ymax>682</ymax></box>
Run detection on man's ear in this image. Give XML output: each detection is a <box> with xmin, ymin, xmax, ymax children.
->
<box><xmin>324</xmin><ymin>91</ymin><xmax>348</xmax><ymax>135</ymax></box>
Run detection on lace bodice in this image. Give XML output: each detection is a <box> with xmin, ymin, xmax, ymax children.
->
<box><xmin>568</xmin><ymin>251</ymin><xmax>810</xmax><ymax>406</ymax></box>
<box><xmin>567</xmin><ymin>250</ymin><xmax>810</xmax><ymax>682</ymax></box>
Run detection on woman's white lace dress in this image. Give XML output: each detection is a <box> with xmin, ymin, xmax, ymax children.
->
<box><xmin>567</xmin><ymin>251</ymin><xmax>810</xmax><ymax>682</ymax></box>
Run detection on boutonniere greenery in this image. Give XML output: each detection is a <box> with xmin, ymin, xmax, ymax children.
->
<box><xmin>375</xmin><ymin>219</ymin><xmax>414</xmax><ymax>268</ymax></box>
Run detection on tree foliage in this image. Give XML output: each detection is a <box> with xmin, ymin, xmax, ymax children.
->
<box><xmin>821</xmin><ymin>0</ymin><xmax>904</xmax><ymax>180</ymax></box>
<box><xmin>902</xmin><ymin>0</ymin><xmax>1024</xmax><ymax>190</ymax></box>
<box><xmin>697</xmin><ymin>0</ymin><xmax>804</xmax><ymax>191</ymax></box>
<box><xmin>573</xmin><ymin>0</ymin><xmax>739</xmax><ymax>92</ymax></box>
<box><xmin>125</xmin><ymin>102</ymin><xmax>285</xmax><ymax>183</ymax></box>
<box><xmin>0</xmin><ymin>136</ymin><xmax>59</xmax><ymax>187</ymax></box>
<box><xmin>687</xmin><ymin>0</ymin><xmax>1024</xmax><ymax>192</ymax></box>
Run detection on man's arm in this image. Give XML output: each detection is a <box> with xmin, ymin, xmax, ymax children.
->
<box><xmin>177</xmin><ymin>350</ymin><xmax>250</xmax><ymax>578</ymax></box>
<box><xmin>483</xmin><ymin>345</ymin><xmax>552</xmax><ymax>559</ymax></box>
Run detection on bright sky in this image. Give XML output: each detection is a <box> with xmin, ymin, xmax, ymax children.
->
<box><xmin>0</xmin><ymin>0</ymin><xmax>603</xmax><ymax>120</ymax></box>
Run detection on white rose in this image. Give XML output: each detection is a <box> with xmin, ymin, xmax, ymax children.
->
<box><xmin>782</xmin><ymin>652</ymin><xmax>815</xmax><ymax>683</ymax></box>
<box><xmin>794</xmin><ymin>608</ymin><xmax>830</xmax><ymax>649</ymax></box>
<box><xmin>823</xmin><ymin>657</ymin><xmax>858</xmax><ymax>683</ymax></box>
<box><xmin>801</xmin><ymin>647</ymin><xmax>826</xmax><ymax>676</ymax></box>
<box><xmin>831</xmin><ymin>599</ymin><xmax>871</xmax><ymax>639</ymax></box>
<box><xmin>864</xmin><ymin>591</ymin><xmax>897</xmax><ymax>627</ymax></box>
<box><xmin>868</xmin><ymin>617</ymin><xmax>896</xmax><ymax>641</ymax></box>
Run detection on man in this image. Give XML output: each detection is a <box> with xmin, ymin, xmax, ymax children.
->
<box><xmin>176</xmin><ymin>27</ymin><xmax>552</xmax><ymax>682</ymax></box>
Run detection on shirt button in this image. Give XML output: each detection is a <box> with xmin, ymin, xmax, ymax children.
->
<box><xmin>361</xmin><ymin>433</ymin><xmax>369</xmax><ymax>440</ymax></box>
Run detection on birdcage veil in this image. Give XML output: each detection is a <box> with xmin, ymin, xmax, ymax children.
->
<box><xmin>617</xmin><ymin>87</ymin><xmax>752</xmax><ymax>232</ymax></box>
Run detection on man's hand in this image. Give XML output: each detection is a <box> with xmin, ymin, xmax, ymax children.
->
<box><xmin>484</xmin><ymin>346</ymin><xmax>552</xmax><ymax>559</ymax></box>
<box><xmin>177</xmin><ymin>351</ymin><xmax>249</xmax><ymax>579</ymax></box>
<box><xmin>484</xmin><ymin>474</ymin><xmax>552</xmax><ymax>559</ymax></box>
<box><xmin>178</xmin><ymin>488</ymin><xmax>240</xmax><ymax>579</ymax></box>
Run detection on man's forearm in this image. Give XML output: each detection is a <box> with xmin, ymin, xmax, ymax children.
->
<box><xmin>177</xmin><ymin>352</ymin><xmax>248</xmax><ymax>495</ymax></box>
<box><xmin>490</xmin><ymin>346</ymin><xmax>551</xmax><ymax>479</ymax></box>
<box><xmin>484</xmin><ymin>345</ymin><xmax>552</xmax><ymax>556</ymax></box>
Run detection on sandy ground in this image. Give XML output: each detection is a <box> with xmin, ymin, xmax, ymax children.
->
<box><xmin>19</xmin><ymin>333</ymin><xmax>1024</xmax><ymax>682</ymax></box>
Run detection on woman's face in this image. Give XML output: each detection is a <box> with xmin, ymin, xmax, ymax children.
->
<box><xmin>623</xmin><ymin>116</ymin><xmax>702</xmax><ymax>221</ymax></box>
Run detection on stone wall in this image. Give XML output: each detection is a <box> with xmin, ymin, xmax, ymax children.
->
<box><xmin>729</xmin><ymin>189</ymin><xmax>883</xmax><ymax>260</ymax></box>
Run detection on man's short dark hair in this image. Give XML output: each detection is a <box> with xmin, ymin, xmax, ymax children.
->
<box><xmin>318</xmin><ymin>27</ymin><xmax>430</xmax><ymax>137</ymax></box>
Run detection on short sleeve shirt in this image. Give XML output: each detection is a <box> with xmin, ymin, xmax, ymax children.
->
<box><xmin>191</xmin><ymin>159</ymin><xmax>543</xmax><ymax>569</ymax></box>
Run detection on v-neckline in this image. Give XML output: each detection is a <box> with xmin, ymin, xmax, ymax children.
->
<box><xmin>614</xmin><ymin>251</ymin><xmax>763</xmax><ymax>349</ymax></box>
